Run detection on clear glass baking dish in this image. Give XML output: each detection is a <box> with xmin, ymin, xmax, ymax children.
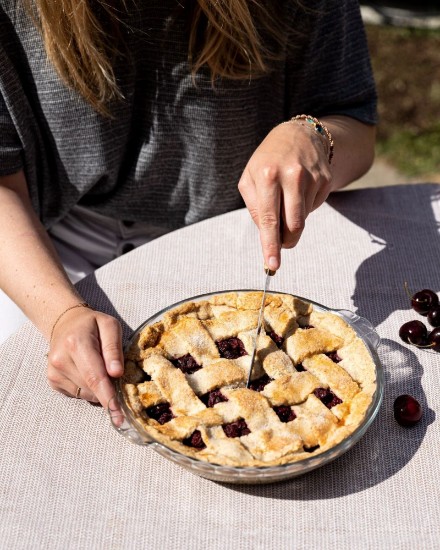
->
<box><xmin>109</xmin><ymin>290</ymin><xmax>384</xmax><ymax>484</ymax></box>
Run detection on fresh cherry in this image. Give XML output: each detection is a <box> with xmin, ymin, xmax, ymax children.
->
<box><xmin>398</xmin><ymin>320</ymin><xmax>428</xmax><ymax>346</ymax></box>
<box><xmin>427</xmin><ymin>305</ymin><xmax>440</xmax><ymax>328</ymax></box>
<box><xmin>393</xmin><ymin>395</ymin><xmax>422</xmax><ymax>427</ymax></box>
<box><xmin>405</xmin><ymin>283</ymin><xmax>439</xmax><ymax>316</ymax></box>
<box><xmin>427</xmin><ymin>327</ymin><xmax>440</xmax><ymax>351</ymax></box>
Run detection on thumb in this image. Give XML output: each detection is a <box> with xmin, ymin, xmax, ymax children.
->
<box><xmin>97</xmin><ymin>315</ymin><xmax>124</xmax><ymax>378</ymax></box>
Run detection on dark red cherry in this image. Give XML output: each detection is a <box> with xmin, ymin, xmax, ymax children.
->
<box><xmin>427</xmin><ymin>327</ymin><xmax>440</xmax><ymax>351</ymax></box>
<box><xmin>171</xmin><ymin>354</ymin><xmax>202</xmax><ymax>374</ymax></box>
<box><xmin>145</xmin><ymin>402</ymin><xmax>175</xmax><ymax>425</ymax></box>
<box><xmin>411</xmin><ymin>289</ymin><xmax>438</xmax><ymax>316</ymax></box>
<box><xmin>222</xmin><ymin>419</ymin><xmax>250</xmax><ymax>438</ymax></box>
<box><xmin>399</xmin><ymin>320</ymin><xmax>428</xmax><ymax>346</ymax></box>
<box><xmin>427</xmin><ymin>305</ymin><xmax>440</xmax><ymax>328</ymax></box>
<box><xmin>182</xmin><ymin>430</ymin><xmax>206</xmax><ymax>449</ymax></box>
<box><xmin>393</xmin><ymin>395</ymin><xmax>422</xmax><ymax>427</ymax></box>
<box><xmin>216</xmin><ymin>337</ymin><xmax>247</xmax><ymax>359</ymax></box>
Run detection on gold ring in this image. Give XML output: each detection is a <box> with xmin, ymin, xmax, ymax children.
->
<box><xmin>75</xmin><ymin>387</ymin><xmax>82</xmax><ymax>399</ymax></box>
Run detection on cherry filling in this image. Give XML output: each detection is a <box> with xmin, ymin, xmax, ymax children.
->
<box><xmin>182</xmin><ymin>430</ymin><xmax>206</xmax><ymax>449</ymax></box>
<box><xmin>200</xmin><ymin>389</ymin><xmax>229</xmax><ymax>408</ymax></box>
<box><xmin>295</xmin><ymin>363</ymin><xmax>306</xmax><ymax>372</ymax></box>
<box><xmin>140</xmin><ymin>371</ymin><xmax>152</xmax><ymax>382</ymax></box>
<box><xmin>326</xmin><ymin>351</ymin><xmax>342</xmax><ymax>363</ymax></box>
<box><xmin>145</xmin><ymin>402</ymin><xmax>175</xmax><ymax>424</ymax></box>
<box><xmin>313</xmin><ymin>387</ymin><xmax>342</xmax><ymax>409</ymax></box>
<box><xmin>273</xmin><ymin>406</ymin><xmax>296</xmax><ymax>423</ymax></box>
<box><xmin>216</xmin><ymin>337</ymin><xmax>248</xmax><ymax>359</ymax></box>
<box><xmin>248</xmin><ymin>374</ymin><xmax>272</xmax><ymax>392</ymax></box>
<box><xmin>268</xmin><ymin>331</ymin><xmax>284</xmax><ymax>348</ymax></box>
<box><xmin>222</xmin><ymin>418</ymin><xmax>251</xmax><ymax>438</ymax></box>
<box><xmin>171</xmin><ymin>353</ymin><xmax>202</xmax><ymax>374</ymax></box>
<box><xmin>304</xmin><ymin>445</ymin><xmax>320</xmax><ymax>453</ymax></box>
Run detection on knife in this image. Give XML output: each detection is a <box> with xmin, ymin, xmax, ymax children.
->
<box><xmin>246</xmin><ymin>266</ymin><xmax>275</xmax><ymax>388</ymax></box>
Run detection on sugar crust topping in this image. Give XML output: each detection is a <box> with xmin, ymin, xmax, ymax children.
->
<box><xmin>121</xmin><ymin>292</ymin><xmax>377</xmax><ymax>467</ymax></box>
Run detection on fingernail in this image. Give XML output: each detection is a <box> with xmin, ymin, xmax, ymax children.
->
<box><xmin>268</xmin><ymin>256</ymin><xmax>278</xmax><ymax>270</ymax></box>
<box><xmin>109</xmin><ymin>360</ymin><xmax>123</xmax><ymax>374</ymax></box>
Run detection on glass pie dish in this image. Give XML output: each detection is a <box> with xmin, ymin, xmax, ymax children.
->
<box><xmin>109</xmin><ymin>290</ymin><xmax>384</xmax><ymax>484</ymax></box>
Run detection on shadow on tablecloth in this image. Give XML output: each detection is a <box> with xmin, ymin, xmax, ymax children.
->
<box><xmin>71</xmin><ymin>184</ymin><xmax>438</xmax><ymax>499</ymax></box>
<box><xmin>75</xmin><ymin>273</ymin><xmax>133</xmax><ymax>341</ymax></box>
<box><xmin>226</xmin><ymin>337</ymin><xmax>435</xmax><ymax>499</ymax></box>
<box><xmin>329</xmin><ymin>182</ymin><xmax>440</xmax><ymax>328</ymax></box>
<box><xmin>226</xmin><ymin>183</ymin><xmax>439</xmax><ymax>499</ymax></box>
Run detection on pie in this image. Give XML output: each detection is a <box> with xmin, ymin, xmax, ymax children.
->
<box><xmin>121</xmin><ymin>292</ymin><xmax>377</xmax><ymax>467</ymax></box>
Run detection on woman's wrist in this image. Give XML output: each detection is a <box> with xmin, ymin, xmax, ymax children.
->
<box><xmin>281</xmin><ymin>114</ymin><xmax>334</xmax><ymax>165</ymax></box>
<box><xmin>49</xmin><ymin>302</ymin><xmax>94</xmax><ymax>343</ymax></box>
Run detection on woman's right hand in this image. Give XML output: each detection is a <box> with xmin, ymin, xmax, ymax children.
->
<box><xmin>0</xmin><ymin>171</ymin><xmax>124</xmax><ymax>410</ymax></box>
<box><xmin>46</xmin><ymin>305</ymin><xmax>124</xmax><ymax>407</ymax></box>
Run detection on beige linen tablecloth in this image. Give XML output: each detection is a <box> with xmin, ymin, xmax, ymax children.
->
<box><xmin>1</xmin><ymin>183</ymin><xmax>439</xmax><ymax>549</ymax></box>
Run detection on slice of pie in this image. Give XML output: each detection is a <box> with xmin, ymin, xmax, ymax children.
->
<box><xmin>121</xmin><ymin>292</ymin><xmax>377</xmax><ymax>467</ymax></box>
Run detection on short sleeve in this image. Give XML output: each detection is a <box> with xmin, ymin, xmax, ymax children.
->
<box><xmin>0</xmin><ymin>57</ymin><xmax>24</xmax><ymax>176</ymax></box>
<box><xmin>0</xmin><ymin>102</ymin><xmax>23</xmax><ymax>176</ymax></box>
<box><xmin>286</xmin><ymin>0</ymin><xmax>377</xmax><ymax>124</ymax></box>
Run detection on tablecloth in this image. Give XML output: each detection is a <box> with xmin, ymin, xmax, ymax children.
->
<box><xmin>1</xmin><ymin>183</ymin><xmax>439</xmax><ymax>549</ymax></box>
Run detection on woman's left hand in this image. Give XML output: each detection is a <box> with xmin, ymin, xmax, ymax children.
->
<box><xmin>238</xmin><ymin>121</ymin><xmax>333</xmax><ymax>271</ymax></box>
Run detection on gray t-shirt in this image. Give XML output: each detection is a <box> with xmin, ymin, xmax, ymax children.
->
<box><xmin>0</xmin><ymin>0</ymin><xmax>377</xmax><ymax>231</ymax></box>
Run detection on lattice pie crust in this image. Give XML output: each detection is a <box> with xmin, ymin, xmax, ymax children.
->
<box><xmin>122</xmin><ymin>292</ymin><xmax>377</xmax><ymax>467</ymax></box>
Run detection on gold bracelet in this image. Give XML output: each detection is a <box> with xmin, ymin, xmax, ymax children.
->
<box><xmin>49</xmin><ymin>302</ymin><xmax>93</xmax><ymax>342</ymax></box>
<box><xmin>287</xmin><ymin>114</ymin><xmax>334</xmax><ymax>165</ymax></box>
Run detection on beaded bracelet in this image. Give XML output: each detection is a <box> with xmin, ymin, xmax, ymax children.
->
<box><xmin>49</xmin><ymin>302</ymin><xmax>94</xmax><ymax>342</ymax></box>
<box><xmin>286</xmin><ymin>114</ymin><xmax>334</xmax><ymax>165</ymax></box>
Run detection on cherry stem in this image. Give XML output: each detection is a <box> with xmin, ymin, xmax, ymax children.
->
<box><xmin>404</xmin><ymin>281</ymin><xmax>413</xmax><ymax>300</ymax></box>
<box><xmin>408</xmin><ymin>339</ymin><xmax>435</xmax><ymax>349</ymax></box>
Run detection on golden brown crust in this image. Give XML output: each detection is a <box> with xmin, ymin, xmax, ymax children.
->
<box><xmin>121</xmin><ymin>292</ymin><xmax>377</xmax><ymax>467</ymax></box>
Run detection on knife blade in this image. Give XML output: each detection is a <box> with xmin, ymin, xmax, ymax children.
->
<box><xmin>246</xmin><ymin>266</ymin><xmax>275</xmax><ymax>388</ymax></box>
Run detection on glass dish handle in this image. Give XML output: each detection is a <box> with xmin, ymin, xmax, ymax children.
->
<box><xmin>108</xmin><ymin>396</ymin><xmax>153</xmax><ymax>446</ymax></box>
<box><xmin>335</xmin><ymin>309</ymin><xmax>381</xmax><ymax>350</ymax></box>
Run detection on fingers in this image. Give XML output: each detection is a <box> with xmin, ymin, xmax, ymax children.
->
<box><xmin>281</xmin><ymin>166</ymin><xmax>317</xmax><ymax>249</ymax></box>
<box><xmin>97</xmin><ymin>316</ymin><xmax>124</xmax><ymax>378</ymax></box>
<box><xmin>311</xmin><ymin>170</ymin><xmax>333</xmax><ymax>212</ymax></box>
<box><xmin>238</xmin><ymin>171</ymin><xmax>259</xmax><ymax>227</ymax></box>
<box><xmin>47</xmin><ymin>353</ymin><xmax>98</xmax><ymax>403</ymax></box>
<box><xmin>238</xmin><ymin>123</ymin><xmax>333</xmax><ymax>263</ymax></box>
<box><xmin>56</xmin><ymin>378</ymin><xmax>111</xmax><ymax>406</ymax></box>
<box><xmin>73</xmin><ymin>337</ymin><xmax>120</xmax><ymax>408</ymax></box>
<box><xmin>239</xmin><ymin>163</ymin><xmax>331</xmax><ymax>262</ymax></box>
<box><xmin>240</xmin><ymin>163</ymin><xmax>306</xmax><ymax>266</ymax></box>
<box><xmin>255</xmin><ymin>165</ymin><xmax>283</xmax><ymax>270</ymax></box>
<box><xmin>239</xmin><ymin>165</ymin><xmax>282</xmax><ymax>271</ymax></box>
<box><xmin>47</xmin><ymin>312</ymin><xmax>124</xmax><ymax>409</ymax></box>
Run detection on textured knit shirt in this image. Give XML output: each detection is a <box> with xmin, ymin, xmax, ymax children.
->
<box><xmin>0</xmin><ymin>0</ymin><xmax>377</xmax><ymax>231</ymax></box>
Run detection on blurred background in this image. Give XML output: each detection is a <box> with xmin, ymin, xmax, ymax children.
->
<box><xmin>353</xmin><ymin>2</ymin><xmax>440</xmax><ymax>187</ymax></box>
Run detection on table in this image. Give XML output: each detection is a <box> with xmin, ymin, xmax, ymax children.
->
<box><xmin>1</xmin><ymin>183</ymin><xmax>439</xmax><ymax>549</ymax></box>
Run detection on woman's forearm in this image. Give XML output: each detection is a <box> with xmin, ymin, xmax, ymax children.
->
<box><xmin>0</xmin><ymin>170</ymin><xmax>83</xmax><ymax>341</ymax></box>
<box><xmin>321</xmin><ymin>115</ymin><xmax>376</xmax><ymax>190</ymax></box>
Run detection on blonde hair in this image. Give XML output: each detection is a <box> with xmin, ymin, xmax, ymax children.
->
<box><xmin>23</xmin><ymin>0</ymin><xmax>291</xmax><ymax>116</ymax></box>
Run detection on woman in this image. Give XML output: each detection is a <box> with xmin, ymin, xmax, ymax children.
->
<box><xmin>0</xmin><ymin>0</ymin><xmax>376</xmax><ymax>406</ymax></box>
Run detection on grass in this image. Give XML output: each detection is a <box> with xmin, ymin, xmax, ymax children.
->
<box><xmin>366</xmin><ymin>24</ymin><xmax>440</xmax><ymax>178</ymax></box>
<box><xmin>376</xmin><ymin>124</ymin><xmax>440</xmax><ymax>177</ymax></box>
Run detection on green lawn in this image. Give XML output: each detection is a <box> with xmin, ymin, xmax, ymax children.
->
<box><xmin>366</xmin><ymin>25</ymin><xmax>440</xmax><ymax>177</ymax></box>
